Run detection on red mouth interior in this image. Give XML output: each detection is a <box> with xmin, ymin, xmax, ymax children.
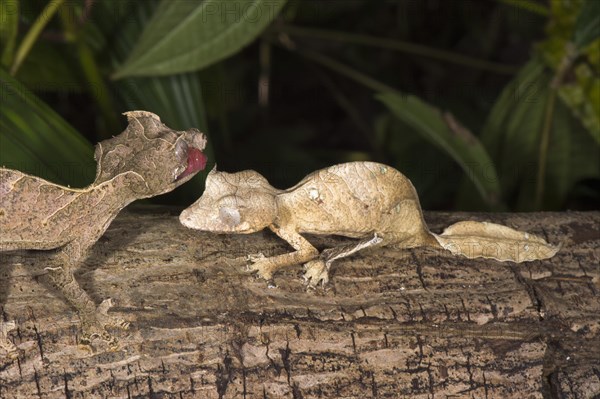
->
<box><xmin>177</xmin><ymin>147</ymin><xmax>207</xmax><ymax>180</ymax></box>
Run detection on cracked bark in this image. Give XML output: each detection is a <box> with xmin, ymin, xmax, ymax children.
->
<box><xmin>0</xmin><ymin>209</ymin><xmax>598</xmax><ymax>398</ymax></box>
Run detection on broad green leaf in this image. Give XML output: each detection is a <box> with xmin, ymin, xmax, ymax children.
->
<box><xmin>481</xmin><ymin>58</ymin><xmax>550</xmax><ymax>210</ymax></box>
<box><xmin>377</xmin><ymin>92</ymin><xmax>502</xmax><ymax>207</ymax></box>
<box><xmin>574</xmin><ymin>0</ymin><xmax>600</xmax><ymax>49</ymax></box>
<box><xmin>113</xmin><ymin>0</ymin><xmax>287</xmax><ymax>78</ymax></box>
<box><xmin>513</xmin><ymin>92</ymin><xmax>600</xmax><ymax>210</ymax></box>
<box><xmin>0</xmin><ymin>68</ymin><xmax>95</xmax><ymax>186</ymax></box>
<box><xmin>480</xmin><ymin>57</ymin><xmax>599</xmax><ymax>210</ymax></box>
<box><xmin>0</xmin><ymin>0</ymin><xmax>19</xmax><ymax>67</ymax></box>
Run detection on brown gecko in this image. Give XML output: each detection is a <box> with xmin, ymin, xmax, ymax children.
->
<box><xmin>180</xmin><ymin>162</ymin><xmax>558</xmax><ymax>287</ymax></box>
<box><xmin>0</xmin><ymin>111</ymin><xmax>207</xmax><ymax>349</ymax></box>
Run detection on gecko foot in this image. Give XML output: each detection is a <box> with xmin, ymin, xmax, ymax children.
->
<box><xmin>79</xmin><ymin>299</ymin><xmax>129</xmax><ymax>349</ymax></box>
<box><xmin>303</xmin><ymin>259</ymin><xmax>330</xmax><ymax>288</ymax></box>
<box><xmin>97</xmin><ymin>299</ymin><xmax>130</xmax><ymax>330</ymax></box>
<box><xmin>246</xmin><ymin>253</ymin><xmax>276</xmax><ymax>281</ymax></box>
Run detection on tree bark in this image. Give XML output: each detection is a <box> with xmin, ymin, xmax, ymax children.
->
<box><xmin>1</xmin><ymin>209</ymin><xmax>598</xmax><ymax>398</ymax></box>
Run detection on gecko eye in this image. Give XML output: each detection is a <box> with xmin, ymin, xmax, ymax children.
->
<box><xmin>219</xmin><ymin>207</ymin><xmax>241</xmax><ymax>227</ymax></box>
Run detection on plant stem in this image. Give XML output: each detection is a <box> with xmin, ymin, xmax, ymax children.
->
<box><xmin>10</xmin><ymin>0</ymin><xmax>66</xmax><ymax>75</ymax></box>
<box><xmin>496</xmin><ymin>0</ymin><xmax>549</xmax><ymax>16</ymax></box>
<box><xmin>534</xmin><ymin>88</ymin><xmax>556</xmax><ymax>209</ymax></box>
<box><xmin>535</xmin><ymin>44</ymin><xmax>577</xmax><ymax>209</ymax></box>
<box><xmin>275</xmin><ymin>25</ymin><xmax>520</xmax><ymax>75</ymax></box>
<box><xmin>59</xmin><ymin>3</ymin><xmax>120</xmax><ymax>135</ymax></box>
<box><xmin>0</xmin><ymin>0</ymin><xmax>19</xmax><ymax>67</ymax></box>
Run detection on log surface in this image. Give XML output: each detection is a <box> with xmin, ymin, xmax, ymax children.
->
<box><xmin>0</xmin><ymin>209</ymin><xmax>598</xmax><ymax>398</ymax></box>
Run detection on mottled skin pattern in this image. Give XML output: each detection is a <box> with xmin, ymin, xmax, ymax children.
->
<box><xmin>180</xmin><ymin>162</ymin><xmax>558</xmax><ymax>287</ymax></box>
<box><xmin>180</xmin><ymin>162</ymin><xmax>437</xmax><ymax>285</ymax></box>
<box><xmin>1</xmin><ymin>111</ymin><xmax>207</xmax><ymax>349</ymax></box>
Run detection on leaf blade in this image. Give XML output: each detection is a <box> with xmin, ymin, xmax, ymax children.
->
<box><xmin>0</xmin><ymin>0</ymin><xmax>19</xmax><ymax>67</ymax></box>
<box><xmin>574</xmin><ymin>0</ymin><xmax>600</xmax><ymax>49</ymax></box>
<box><xmin>377</xmin><ymin>92</ymin><xmax>502</xmax><ymax>207</ymax></box>
<box><xmin>113</xmin><ymin>0</ymin><xmax>287</xmax><ymax>78</ymax></box>
<box><xmin>0</xmin><ymin>68</ymin><xmax>95</xmax><ymax>186</ymax></box>
<box><xmin>479</xmin><ymin>57</ymin><xmax>599</xmax><ymax>210</ymax></box>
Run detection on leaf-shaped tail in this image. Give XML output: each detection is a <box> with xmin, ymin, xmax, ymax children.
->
<box><xmin>432</xmin><ymin>221</ymin><xmax>559</xmax><ymax>263</ymax></box>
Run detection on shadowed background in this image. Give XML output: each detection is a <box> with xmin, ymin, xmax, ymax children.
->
<box><xmin>1</xmin><ymin>0</ymin><xmax>598</xmax><ymax>211</ymax></box>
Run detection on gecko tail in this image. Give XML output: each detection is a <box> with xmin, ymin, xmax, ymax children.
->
<box><xmin>431</xmin><ymin>221</ymin><xmax>559</xmax><ymax>263</ymax></box>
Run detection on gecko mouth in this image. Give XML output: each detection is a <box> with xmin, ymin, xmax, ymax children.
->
<box><xmin>176</xmin><ymin>147</ymin><xmax>207</xmax><ymax>181</ymax></box>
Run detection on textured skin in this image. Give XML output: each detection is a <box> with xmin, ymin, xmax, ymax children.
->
<box><xmin>0</xmin><ymin>111</ymin><xmax>207</xmax><ymax>349</ymax></box>
<box><xmin>181</xmin><ymin>162</ymin><xmax>437</xmax><ymax>285</ymax></box>
<box><xmin>277</xmin><ymin>163</ymin><xmax>432</xmax><ymax>243</ymax></box>
<box><xmin>181</xmin><ymin>162</ymin><xmax>558</xmax><ymax>287</ymax></box>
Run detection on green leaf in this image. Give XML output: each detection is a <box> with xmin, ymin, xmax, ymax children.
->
<box><xmin>486</xmin><ymin>59</ymin><xmax>550</xmax><ymax>204</ymax></box>
<box><xmin>0</xmin><ymin>0</ymin><xmax>19</xmax><ymax>67</ymax></box>
<box><xmin>113</xmin><ymin>0</ymin><xmax>287</xmax><ymax>78</ymax></box>
<box><xmin>574</xmin><ymin>0</ymin><xmax>600</xmax><ymax>49</ymax></box>
<box><xmin>377</xmin><ymin>92</ymin><xmax>502</xmax><ymax>207</ymax></box>
<box><xmin>0</xmin><ymin>68</ymin><xmax>95</xmax><ymax>186</ymax></box>
<box><xmin>480</xmin><ymin>57</ymin><xmax>599</xmax><ymax>210</ymax></box>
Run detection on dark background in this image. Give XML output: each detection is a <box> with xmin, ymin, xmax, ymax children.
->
<box><xmin>1</xmin><ymin>0</ymin><xmax>598</xmax><ymax>211</ymax></box>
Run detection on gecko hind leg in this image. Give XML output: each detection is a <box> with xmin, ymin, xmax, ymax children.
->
<box><xmin>304</xmin><ymin>234</ymin><xmax>384</xmax><ymax>288</ymax></box>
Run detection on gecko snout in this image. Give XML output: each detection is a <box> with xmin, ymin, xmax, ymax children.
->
<box><xmin>179</xmin><ymin>209</ymin><xmax>196</xmax><ymax>228</ymax></box>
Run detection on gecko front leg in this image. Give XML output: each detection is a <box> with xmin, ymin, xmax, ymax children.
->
<box><xmin>248</xmin><ymin>225</ymin><xmax>319</xmax><ymax>281</ymax></box>
<box><xmin>43</xmin><ymin>245</ymin><xmax>128</xmax><ymax>347</ymax></box>
<box><xmin>304</xmin><ymin>233</ymin><xmax>384</xmax><ymax>288</ymax></box>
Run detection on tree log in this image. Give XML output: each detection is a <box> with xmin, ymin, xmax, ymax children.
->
<box><xmin>1</xmin><ymin>209</ymin><xmax>598</xmax><ymax>398</ymax></box>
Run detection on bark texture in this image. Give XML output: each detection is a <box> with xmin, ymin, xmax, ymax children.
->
<box><xmin>0</xmin><ymin>209</ymin><xmax>598</xmax><ymax>398</ymax></box>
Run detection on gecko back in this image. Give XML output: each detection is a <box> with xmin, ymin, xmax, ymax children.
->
<box><xmin>0</xmin><ymin>169</ymin><xmax>83</xmax><ymax>251</ymax></box>
<box><xmin>278</xmin><ymin>162</ymin><xmax>432</xmax><ymax>244</ymax></box>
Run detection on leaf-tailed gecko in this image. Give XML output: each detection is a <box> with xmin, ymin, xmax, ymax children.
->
<box><xmin>180</xmin><ymin>162</ymin><xmax>558</xmax><ymax>287</ymax></box>
<box><xmin>0</xmin><ymin>111</ymin><xmax>207</xmax><ymax>349</ymax></box>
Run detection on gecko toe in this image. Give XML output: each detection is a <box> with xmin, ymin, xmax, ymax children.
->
<box><xmin>246</xmin><ymin>255</ymin><xmax>276</xmax><ymax>281</ymax></box>
<box><xmin>249</xmin><ymin>265</ymin><xmax>273</xmax><ymax>281</ymax></box>
<box><xmin>247</xmin><ymin>253</ymin><xmax>266</xmax><ymax>263</ymax></box>
<box><xmin>79</xmin><ymin>309</ymin><xmax>128</xmax><ymax>350</ymax></box>
<box><xmin>96</xmin><ymin>299</ymin><xmax>129</xmax><ymax>330</ymax></box>
<box><xmin>303</xmin><ymin>260</ymin><xmax>329</xmax><ymax>288</ymax></box>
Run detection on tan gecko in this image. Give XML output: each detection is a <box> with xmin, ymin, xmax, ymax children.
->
<box><xmin>180</xmin><ymin>162</ymin><xmax>558</xmax><ymax>287</ymax></box>
<box><xmin>0</xmin><ymin>111</ymin><xmax>207</xmax><ymax>349</ymax></box>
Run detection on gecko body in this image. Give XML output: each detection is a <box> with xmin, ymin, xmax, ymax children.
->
<box><xmin>1</xmin><ymin>111</ymin><xmax>207</xmax><ymax>348</ymax></box>
<box><xmin>181</xmin><ymin>161</ymin><xmax>559</xmax><ymax>287</ymax></box>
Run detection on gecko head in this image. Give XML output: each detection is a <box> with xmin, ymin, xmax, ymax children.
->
<box><xmin>179</xmin><ymin>167</ymin><xmax>278</xmax><ymax>234</ymax></box>
<box><xmin>93</xmin><ymin>111</ymin><xmax>207</xmax><ymax>196</ymax></box>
